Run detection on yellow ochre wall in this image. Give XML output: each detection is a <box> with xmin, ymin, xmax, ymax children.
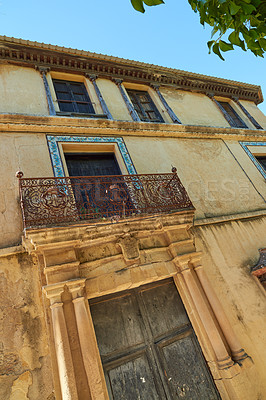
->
<box><xmin>193</xmin><ymin>216</ymin><xmax>266</xmax><ymax>398</ymax></box>
<box><xmin>96</xmin><ymin>78</ymin><xmax>132</xmax><ymax>121</ymax></box>
<box><xmin>0</xmin><ymin>251</ymin><xmax>54</xmax><ymax>400</ymax></box>
<box><xmin>0</xmin><ymin>65</ymin><xmax>265</xmax><ymax>129</ymax></box>
<box><xmin>241</xmin><ymin>100</ymin><xmax>266</xmax><ymax>129</ymax></box>
<box><xmin>0</xmin><ymin>65</ymin><xmax>49</xmax><ymax>116</ymax></box>
<box><xmin>1</xmin><ymin>132</ymin><xmax>266</xmax><ymax>248</ymax></box>
<box><xmin>0</xmin><ymin>133</ymin><xmax>53</xmax><ymax>248</ymax></box>
<box><xmin>123</xmin><ymin>136</ymin><xmax>266</xmax><ymax>218</ymax></box>
<box><xmin>1</xmin><ymin>130</ymin><xmax>266</xmax><ymax>248</ymax></box>
<box><xmin>160</xmin><ymin>88</ymin><xmax>230</xmax><ymax>127</ymax></box>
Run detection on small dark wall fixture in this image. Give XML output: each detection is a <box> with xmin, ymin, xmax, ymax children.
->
<box><xmin>251</xmin><ymin>248</ymin><xmax>266</xmax><ymax>289</ymax></box>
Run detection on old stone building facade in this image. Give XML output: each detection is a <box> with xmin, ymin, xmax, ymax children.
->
<box><xmin>0</xmin><ymin>35</ymin><xmax>266</xmax><ymax>399</ymax></box>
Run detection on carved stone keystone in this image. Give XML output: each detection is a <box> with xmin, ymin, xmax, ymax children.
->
<box><xmin>116</xmin><ymin>233</ymin><xmax>140</xmax><ymax>264</ymax></box>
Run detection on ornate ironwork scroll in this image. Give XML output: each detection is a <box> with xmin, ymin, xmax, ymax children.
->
<box><xmin>18</xmin><ymin>172</ymin><xmax>194</xmax><ymax>229</ymax></box>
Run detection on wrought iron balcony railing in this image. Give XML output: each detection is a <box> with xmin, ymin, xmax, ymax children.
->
<box><xmin>17</xmin><ymin>170</ymin><xmax>194</xmax><ymax>229</ymax></box>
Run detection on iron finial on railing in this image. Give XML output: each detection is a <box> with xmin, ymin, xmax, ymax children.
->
<box><xmin>16</xmin><ymin>171</ymin><xmax>24</xmax><ymax>179</ymax></box>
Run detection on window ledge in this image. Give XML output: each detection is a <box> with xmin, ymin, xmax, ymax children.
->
<box><xmin>56</xmin><ymin>112</ymin><xmax>108</xmax><ymax>119</ymax></box>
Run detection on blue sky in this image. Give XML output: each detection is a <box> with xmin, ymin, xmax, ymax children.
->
<box><xmin>1</xmin><ymin>0</ymin><xmax>265</xmax><ymax>113</ymax></box>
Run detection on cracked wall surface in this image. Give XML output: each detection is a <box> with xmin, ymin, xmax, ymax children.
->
<box><xmin>0</xmin><ymin>133</ymin><xmax>53</xmax><ymax>248</ymax></box>
<box><xmin>0</xmin><ymin>252</ymin><xmax>54</xmax><ymax>400</ymax></box>
<box><xmin>193</xmin><ymin>216</ymin><xmax>266</xmax><ymax>399</ymax></box>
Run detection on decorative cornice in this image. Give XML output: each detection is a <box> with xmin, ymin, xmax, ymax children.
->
<box><xmin>0</xmin><ymin>36</ymin><xmax>263</xmax><ymax>104</ymax></box>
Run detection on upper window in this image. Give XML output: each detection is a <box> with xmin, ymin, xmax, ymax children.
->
<box><xmin>53</xmin><ymin>79</ymin><xmax>95</xmax><ymax>115</ymax></box>
<box><xmin>239</xmin><ymin>141</ymin><xmax>266</xmax><ymax>180</ymax></box>
<box><xmin>127</xmin><ymin>89</ymin><xmax>164</xmax><ymax>123</ymax></box>
<box><xmin>255</xmin><ymin>156</ymin><xmax>266</xmax><ymax>172</ymax></box>
<box><xmin>217</xmin><ymin>101</ymin><xmax>247</xmax><ymax>129</ymax></box>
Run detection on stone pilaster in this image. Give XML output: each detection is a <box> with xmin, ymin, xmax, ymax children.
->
<box><xmin>44</xmin><ymin>284</ymin><xmax>78</xmax><ymax>400</ymax></box>
<box><xmin>86</xmin><ymin>74</ymin><xmax>113</xmax><ymax>119</ymax></box>
<box><xmin>150</xmin><ymin>83</ymin><xmax>181</xmax><ymax>123</ymax></box>
<box><xmin>174</xmin><ymin>254</ymin><xmax>234</xmax><ymax>369</ymax></box>
<box><xmin>191</xmin><ymin>256</ymin><xmax>248</xmax><ymax>363</ymax></box>
<box><xmin>36</xmin><ymin>66</ymin><xmax>56</xmax><ymax>116</ymax></box>
<box><xmin>113</xmin><ymin>78</ymin><xmax>141</xmax><ymax>122</ymax></box>
<box><xmin>66</xmin><ymin>280</ymin><xmax>108</xmax><ymax>400</ymax></box>
<box><xmin>72</xmin><ymin>294</ymin><xmax>108</xmax><ymax>400</ymax></box>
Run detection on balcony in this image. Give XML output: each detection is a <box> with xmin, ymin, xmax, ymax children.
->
<box><xmin>17</xmin><ymin>170</ymin><xmax>194</xmax><ymax>229</ymax></box>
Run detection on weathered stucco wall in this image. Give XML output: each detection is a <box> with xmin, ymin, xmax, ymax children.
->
<box><xmin>193</xmin><ymin>216</ymin><xmax>266</xmax><ymax>399</ymax></box>
<box><xmin>159</xmin><ymin>87</ymin><xmax>230</xmax><ymax>127</ymax></box>
<box><xmin>0</xmin><ymin>133</ymin><xmax>53</xmax><ymax>248</ymax></box>
<box><xmin>0</xmin><ymin>251</ymin><xmax>54</xmax><ymax>400</ymax></box>
<box><xmin>97</xmin><ymin>79</ymin><xmax>132</xmax><ymax>121</ymax></box>
<box><xmin>1</xmin><ymin>130</ymin><xmax>266</xmax><ymax>249</ymax></box>
<box><xmin>225</xmin><ymin>140</ymin><xmax>266</xmax><ymax>199</ymax></box>
<box><xmin>241</xmin><ymin>100</ymin><xmax>266</xmax><ymax>129</ymax></box>
<box><xmin>1</xmin><ymin>214</ymin><xmax>265</xmax><ymax>399</ymax></box>
<box><xmin>0</xmin><ymin>65</ymin><xmax>48</xmax><ymax>116</ymax></box>
<box><xmin>124</xmin><ymin>136</ymin><xmax>266</xmax><ymax>219</ymax></box>
<box><xmin>0</xmin><ymin>65</ymin><xmax>264</xmax><ymax>128</ymax></box>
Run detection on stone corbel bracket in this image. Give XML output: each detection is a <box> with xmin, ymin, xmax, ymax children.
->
<box><xmin>116</xmin><ymin>233</ymin><xmax>140</xmax><ymax>266</ymax></box>
<box><xmin>23</xmin><ymin>235</ymin><xmax>82</xmax><ymax>286</ymax></box>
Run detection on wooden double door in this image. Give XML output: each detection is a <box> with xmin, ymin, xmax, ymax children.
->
<box><xmin>89</xmin><ymin>279</ymin><xmax>220</xmax><ymax>400</ymax></box>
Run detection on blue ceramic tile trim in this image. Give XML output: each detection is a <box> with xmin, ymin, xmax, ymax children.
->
<box><xmin>239</xmin><ymin>141</ymin><xmax>266</xmax><ymax>179</ymax></box>
<box><xmin>46</xmin><ymin>135</ymin><xmax>137</xmax><ymax>177</ymax></box>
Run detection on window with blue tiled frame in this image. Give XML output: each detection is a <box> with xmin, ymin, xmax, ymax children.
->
<box><xmin>255</xmin><ymin>157</ymin><xmax>266</xmax><ymax>172</ymax></box>
<box><xmin>240</xmin><ymin>142</ymin><xmax>266</xmax><ymax>179</ymax></box>
<box><xmin>46</xmin><ymin>135</ymin><xmax>137</xmax><ymax>177</ymax></box>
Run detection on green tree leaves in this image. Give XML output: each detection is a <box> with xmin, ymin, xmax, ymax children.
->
<box><xmin>188</xmin><ymin>0</ymin><xmax>266</xmax><ymax>59</ymax></box>
<box><xmin>131</xmin><ymin>0</ymin><xmax>145</xmax><ymax>12</ymax></box>
<box><xmin>219</xmin><ymin>40</ymin><xmax>234</xmax><ymax>51</ymax></box>
<box><xmin>131</xmin><ymin>0</ymin><xmax>164</xmax><ymax>13</ymax></box>
<box><xmin>131</xmin><ymin>0</ymin><xmax>266</xmax><ymax>59</ymax></box>
<box><xmin>230</xmin><ymin>2</ymin><xmax>241</xmax><ymax>15</ymax></box>
<box><xmin>213</xmin><ymin>43</ymin><xmax>225</xmax><ymax>60</ymax></box>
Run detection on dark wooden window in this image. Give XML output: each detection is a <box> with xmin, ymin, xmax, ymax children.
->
<box><xmin>53</xmin><ymin>80</ymin><xmax>95</xmax><ymax>115</ymax></box>
<box><xmin>64</xmin><ymin>153</ymin><xmax>134</xmax><ymax>219</ymax></box>
<box><xmin>65</xmin><ymin>153</ymin><xmax>121</xmax><ymax>177</ymax></box>
<box><xmin>218</xmin><ymin>101</ymin><xmax>247</xmax><ymax>128</ymax></box>
<box><xmin>90</xmin><ymin>279</ymin><xmax>221</xmax><ymax>400</ymax></box>
<box><xmin>127</xmin><ymin>89</ymin><xmax>164</xmax><ymax>122</ymax></box>
<box><xmin>255</xmin><ymin>156</ymin><xmax>266</xmax><ymax>171</ymax></box>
